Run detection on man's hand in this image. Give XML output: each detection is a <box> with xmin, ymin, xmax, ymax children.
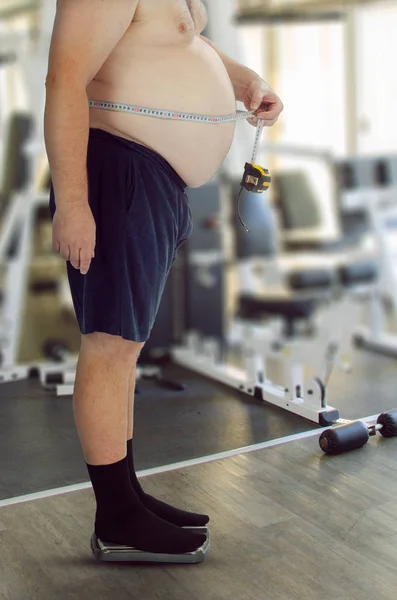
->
<box><xmin>242</xmin><ymin>78</ymin><xmax>283</xmax><ymax>127</ymax></box>
<box><xmin>52</xmin><ymin>203</ymin><xmax>96</xmax><ymax>275</ymax></box>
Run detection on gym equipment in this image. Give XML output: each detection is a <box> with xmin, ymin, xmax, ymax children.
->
<box><xmin>172</xmin><ymin>262</ymin><xmax>376</xmax><ymax>425</ymax></box>
<box><xmin>319</xmin><ymin>409</ymin><xmax>397</xmax><ymax>455</ymax></box>
<box><xmin>338</xmin><ymin>155</ymin><xmax>397</xmax><ymax>356</ymax></box>
<box><xmin>0</xmin><ymin>112</ymin><xmax>44</xmax><ymax>383</ymax></box>
<box><xmin>0</xmin><ymin>109</ymin><xmax>62</xmax><ymax>384</ymax></box>
<box><xmin>91</xmin><ymin>530</ymin><xmax>210</xmax><ymax>564</ymax></box>
<box><xmin>0</xmin><ymin>0</ymin><xmax>72</xmax><ymax>385</ymax></box>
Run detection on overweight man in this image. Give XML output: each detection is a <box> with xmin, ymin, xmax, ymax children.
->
<box><xmin>44</xmin><ymin>0</ymin><xmax>283</xmax><ymax>563</ymax></box>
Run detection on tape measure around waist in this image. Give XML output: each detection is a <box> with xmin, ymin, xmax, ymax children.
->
<box><xmin>88</xmin><ymin>99</ymin><xmax>256</xmax><ymax>124</ymax></box>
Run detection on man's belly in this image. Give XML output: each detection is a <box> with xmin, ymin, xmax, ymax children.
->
<box><xmin>87</xmin><ymin>38</ymin><xmax>237</xmax><ymax>187</ymax></box>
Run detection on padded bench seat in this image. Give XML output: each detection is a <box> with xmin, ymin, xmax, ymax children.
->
<box><xmin>338</xmin><ymin>261</ymin><xmax>378</xmax><ymax>286</ymax></box>
<box><xmin>237</xmin><ymin>266</ymin><xmax>334</xmax><ymax>323</ymax></box>
<box><xmin>237</xmin><ymin>295</ymin><xmax>317</xmax><ymax>321</ymax></box>
<box><xmin>237</xmin><ymin>260</ymin><xmax>378</xmax><ymax>328</ymax></box>
<box><xmin>287</xmin><ymin>268</ymin><xmax>334</xmax><ymax>291</ymax></box>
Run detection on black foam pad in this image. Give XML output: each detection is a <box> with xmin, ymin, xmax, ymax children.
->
<box><xmin>237</xmin><ymin>294</ymin><xmax>316</xmax><ymax>321</ymax></box>
<box><xmin>288</xmin><ymin>269</ymin><xmax>333</xmax><ymax>290</ymax></box>
<box><xmin>339</xmin><ymin>261</ymin><xmax>378</xmax><ymax>286</ymax></box>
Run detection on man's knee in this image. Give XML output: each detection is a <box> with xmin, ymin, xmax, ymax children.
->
<box><xmin>81</xmin><ymin>332</ymin><xmax>145</xmax><ymax>365</ymax></box>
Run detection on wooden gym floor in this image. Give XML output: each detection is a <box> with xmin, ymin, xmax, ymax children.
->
<box><xmin>1</xmin><ymin>433</ymin><xmax>397</xmax><ymax>600</ymax></box>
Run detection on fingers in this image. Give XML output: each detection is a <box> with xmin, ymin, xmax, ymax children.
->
<box><xmin>53</xmin><ymin>231</ymin><xmax>72</xmax><ymax>262</ymax></box>
<box><xmin>70</xmin><ymin>246</ymin><xmax>95</xmax><ymax>274</ymax></box>
<box><xmin>70</xmin><ymin>245</ymin><xmax>81</xmax><ymax>268</ymax></box>
<box><xmin>79</xmin><ymin>247</ymin><xmax>93</xmax><ymax>275</ymax></box>
<box><xmin>249</xmin><ymin>99</ymin><xmax>283</xmax><ymax>127</ymax></box>
<box><xmin>249</xmin><ymin>90</ymin><xmax>268</xmax><ymax>112</ymax></box>
<box><xmin>256</xmin><ymin>103</ymin><xmax>283</xmax><ymax>120</ymax></box>
<box><xmin>55</xmin><ymin>241</ymin><xmax>95</xmax><ymax>275</ymax></box>
<box><xmin>59</xmin><ymin>244</ymin><xmax>71</xmax><ymax>261</ymax></box>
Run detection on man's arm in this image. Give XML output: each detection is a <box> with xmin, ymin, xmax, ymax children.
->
<box><xmin>45</xmin><ymin>0</ymin><xmax>138</xmax><ymax>209</ymax></box>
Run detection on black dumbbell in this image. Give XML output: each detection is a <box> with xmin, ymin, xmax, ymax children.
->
<box><xmin>319</xmin><ymin>409</ymin><xmax>397</xmax><ymax>455</ymax></box>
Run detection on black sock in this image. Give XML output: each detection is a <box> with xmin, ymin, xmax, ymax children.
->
<box><xmin>86</xmin><ymin>456</ymin><xmax>206</xmax><ymax>554</ymax></box>
<box><xmin>126</xmin><ymin>439</ymin><xmax>209</xmax><ymax>527</ymax></box>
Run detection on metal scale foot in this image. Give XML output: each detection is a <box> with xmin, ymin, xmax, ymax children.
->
<box><xmin>91</xmin><ymin>529</ymin><xmax>211</xmax><ymax>564</ymax></box>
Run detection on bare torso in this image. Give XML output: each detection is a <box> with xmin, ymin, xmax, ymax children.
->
<box><xmin>86</xmin><ymin>0</ymin><xmax>237</xmax><ymax>187</ymax></box>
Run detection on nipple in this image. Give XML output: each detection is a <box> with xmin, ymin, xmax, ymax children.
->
<box><xmin>179</xmin><ymin>22</ymin><xmax>187</xmax><ymax>33</ymax></box>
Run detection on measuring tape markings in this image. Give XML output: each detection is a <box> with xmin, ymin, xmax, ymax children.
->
<box><xmin>88</xmin><ymin>99</ymin><xmax>256</xmax><ymax>124</ymax></box>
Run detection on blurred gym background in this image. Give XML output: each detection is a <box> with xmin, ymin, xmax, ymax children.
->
<box><xmin>0</xmin><ymin>0</ymin><xmax>396</xmax><ymax>374</ymax></box>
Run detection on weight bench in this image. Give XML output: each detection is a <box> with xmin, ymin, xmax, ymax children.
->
<box><xmin>238</xmin><ymin>266</ymin><xmax>334</xmax><ymax>336</ymax></box>
<box><xmin>172</xmin><ymin>257</ymin><xmax>378</xmax><ymax>425</ymax></box>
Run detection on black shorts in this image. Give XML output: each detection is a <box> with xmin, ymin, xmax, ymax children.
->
<box><xmin>49</xmin><ymin>128</ymin><xmax>193</xmax><ymax>342</ymax></box>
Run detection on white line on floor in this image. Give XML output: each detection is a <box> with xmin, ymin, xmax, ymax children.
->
<box><xmin>0</xmin><ymin>413</ymin><xmax>380</xmax><ymax>509</ymax></box>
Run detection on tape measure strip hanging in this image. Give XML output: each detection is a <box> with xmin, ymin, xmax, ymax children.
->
<box><xmin>237</xmin><ymin>119</ymin><xmax>271</xmax><ymax>233</ymax></box>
